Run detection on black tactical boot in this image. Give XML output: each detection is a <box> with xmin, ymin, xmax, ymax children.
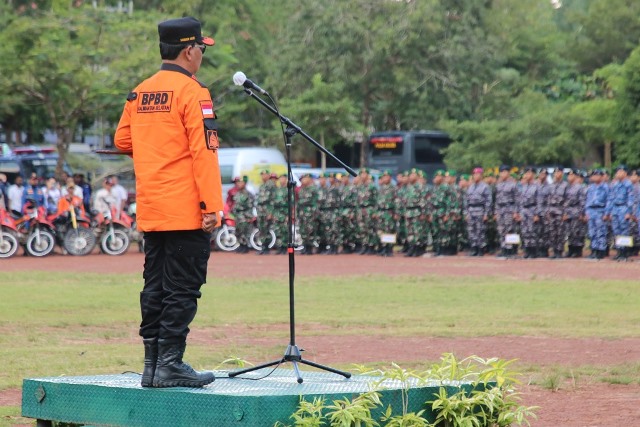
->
<box><xmin>575</xmin><ymin>246</ymin><xmax>583</xmax><ymax>258</ymax></box>
<box><xmin>470</xmin><ymin>247</ymin><xmax>478</xmax><ymax>257</ymax></box>
<box><xmin>153</xmin><ymin>340</ymin><xmax>215</xmax><ymax>388</ymax></box>
<box><xmin>387</xmin><ymin>245</ymin><xmax>394</xmax><ymax>257</ymax></box>
<box><xmin>523</xmin><ymin>247</ymin><xmax>532</xmax><ymax>259</ymax></box>
<box><xmin>141</xmin><ymin>337</ymin><xmax>158</xmax><ymax>387</ymax></box>
<box><xmin>404</xmin><ymin>246</ymin><xmax>416</xmax><ymax>257</ymax></box>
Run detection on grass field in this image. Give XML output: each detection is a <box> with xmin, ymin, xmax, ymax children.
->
<box><xmin>1</xmin><ymin>270</ymin><xmax>640</xmax><ymax>425</ymax></box>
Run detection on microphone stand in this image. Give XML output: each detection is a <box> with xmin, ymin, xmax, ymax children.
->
<box><xmin>228</xmin><ymin>89</ymin><xmax>356</xmax><ymax>383</ymax></box>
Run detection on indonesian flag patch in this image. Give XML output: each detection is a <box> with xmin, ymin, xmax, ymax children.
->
<box><xmin>199</xmin><ymin>100</ymin><xmax>215</xmax><ymax>119</ymax></box>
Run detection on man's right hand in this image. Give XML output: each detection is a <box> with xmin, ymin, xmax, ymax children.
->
<box><xmin>201</xmin><ymin>212</ymin><xmax>217</xmax><ymax>233</ymax></box>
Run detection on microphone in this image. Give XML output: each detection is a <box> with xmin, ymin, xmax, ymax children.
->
<box><xmin>233</xmin><ymin>71</ymin><xmax>268</xmax><ymax>95</ymax></box>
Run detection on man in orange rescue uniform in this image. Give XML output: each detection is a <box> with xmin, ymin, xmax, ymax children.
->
<box><xmin>114</xmin><ymin>17</ymin><xmax>222</xmax><ymax>388</ymax></box>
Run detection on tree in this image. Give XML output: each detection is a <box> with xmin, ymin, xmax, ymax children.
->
<box><xmin>0</xmin><ymin>5</ymin><xmax>161</xmax><ymax>177</ymax></box>
<box><xmin>275</xmin><ymin>73</ymin><xmax>360</xmax><ymax>167</ymax></box>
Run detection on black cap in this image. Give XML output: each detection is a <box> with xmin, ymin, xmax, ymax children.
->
<box><xmin>523</xmin><ymin>166</ymin><xmax>535</xmax><ymax>173</ymax></box>
<box><xmin>615</xmin><ymin>164</ymin><xmax>628</xmax><ymax>172</ymax></box>
<box><xmin>499</xmin><ymin>165</ymin><xmax>510</xmax><ymax>172</ymax></box>
<box><xmin>158</xmin><ymin>17</ymin><xmax>215</xmax><ymax>46</ymax></box>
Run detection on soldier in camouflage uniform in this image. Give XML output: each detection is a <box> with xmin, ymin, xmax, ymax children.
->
<box><xmin>256</xmin><ymin>169</ymin><xmax>276</xmax><ymax>254</ymax></box>
<box><xmin>629</xmin><ymin>170</ymin><xmax>640</xmax><ymax>256</ymax></box>
<box><xmin>605</xmin><ymin>165</ymin><xmax>635</xmax><ymax>261</ymax></box>
<box><xmin>536</xmin><ymin>169</ymin><xmax>551</xmax><ymax>257</ymax></box>
<box><xmin>494</xmin><ymin>165</ymin><xmax>519</xmax><ymax>257</ymax></box>
<box><xmin>356</xmin><ymin>168</ymin><xmax>378</xmax><ymax>254</ymax></box>
<box><xmin>321</xmin><ymin>173</ymin><xmax>342</xmax><ymax>255</ymax></box>
<box><xmin>297</xmin><ymin>174</ymin><xmax>319</xmax><ymax>255</ymax></box>
<box><xmin>230</xmin><ymin>176</ymin><xmax>254</xmax><ymax>253</ymax></box>
<box><xmin>316</xmin><ymin>174</ymin><xmax>330</xmax><ymax>254</ymax></box>
<box><xmin>457</xmin><ymin>174</ymin><xmax>470</xmax><ymax>251</ymax></box>
<box><xmin>395</xmin><ymin>172</ymin><xmax>410</xmax><ymax>252</ymax></box>
<box><xmin>432</xmin><ymin>170</ymin><xmax>459</xmax><ymax>255</ymax></box>
<box><xmin>483</xmin><ymin>170</ymin><xmax>499</xmax><ymax>254</ymax></box>
<box><xmin>375</xmin><ymin>170</ymin><xmax>397</xmax><ymax>256</ymax></box>
<box><xmin>417</xmin><ymin>171</ymin><xmax>432</xmax><ymax>255</ymax></box>
<box><xmin>445</xmin><ymin>171</ymin><xmax>462</xmax><ymax>254</ymax></box>
<box><xmin>546</xmin><ymin>168</ymin><xmax>568</xmax><ymax>259</ymax></box>
<box><xmin>516</xmin><ymin>167</ymin><xmax>541</xmax><ymax>258</ymax></box>
<box><xmin>339</xmin><ymin>174</ymin><xmax>358</xmax><ymax>253</ymax></box>
<box><xmin>585</xmin><ymin>170</ymin><xmax>609</xmax><ymax>259</ymax></box>
<box><xmin>272</xmin><ymin>174</ymin><xmax>289</xmax><ymax>255</ymax></box>
<box><xmin>564</xmin><ymin>170</ymin><xmax>586</xmax><ymax>258</ymax></box>
<box><xmin>464</xmin><ymin>167</ymin><xmax>492</xmax><ymax>256</ymax></box>
<box><xmin>402</xmin><ymin>169</ymin><xmax>429</xmax><ymax>257</ymax></box>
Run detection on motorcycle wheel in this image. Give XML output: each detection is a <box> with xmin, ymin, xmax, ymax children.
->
<box><xmin>63</xmin><ymin>228</ymin><xmax>96</xmax><ymax>256</ymax></box>
<box><xmin>0</xmin><ymin>230</ymin><xmax>19</xmax><ymax>258</ymax></box>
<box><xmin>215</xmin><ymin>225</ymin><xmax>239</xmax><ymax>251</ymax></box>
<box><xmin>249</xmin><ymin>228</ymin><xmax>277</xmax><ymax>251</ymax></box>
<box><xmin>26</xmin><ymin>229</ymin><xmax>56</xmax><ymax>257</ymax></box>
<box><xmin>101</xmin><ymin>229</ymin><xmax>130</xmax><ymax>256</ymax></box>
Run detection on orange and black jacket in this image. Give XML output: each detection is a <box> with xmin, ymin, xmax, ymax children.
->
<box><xmin>114</xmin><ymin>64</ymin><xmax>223</xmax><ymax>232</ymax></box>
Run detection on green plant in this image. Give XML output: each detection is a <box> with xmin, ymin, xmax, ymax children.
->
<box><xmin>279</xmin><ymin>356</ymin><xmax>536</xmax><ymax>427</ymax></box>
<box><xmin>275</xmin><ymin>396</ymin><xmax>326</xmax><ymax>427</ymax></box>
<box><xmin>426</xmin><ymin>354</ymin><xmax>538</xmax><ymax>427</ymax></box>
<box><xmin>325</xmin><ymin>391</ymin><xmax>381</xmax><ymax>427</ymax></box>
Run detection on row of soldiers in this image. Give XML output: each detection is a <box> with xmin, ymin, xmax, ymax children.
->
<box><xmin>229</xmin><ymin>165</ymin><xmax>640</xmax><ymax>260</ymax></box>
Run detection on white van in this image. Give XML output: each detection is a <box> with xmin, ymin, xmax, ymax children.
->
<box><xmin>217</xmin><ymin>147</ymin><xmax>287</xmax><ymax>195</ymax></box>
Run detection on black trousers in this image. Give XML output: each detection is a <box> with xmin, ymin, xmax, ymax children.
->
<box><xmin>139</xmin><ymin>230</ymin><xmax>211</xmax><ymax>343</ymax></box>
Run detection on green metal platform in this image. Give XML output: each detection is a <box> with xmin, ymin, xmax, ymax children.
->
<box><xmin>22</xmin><ymin>369</ymin><xmax>470</xmax><ymax>426</ymax></box>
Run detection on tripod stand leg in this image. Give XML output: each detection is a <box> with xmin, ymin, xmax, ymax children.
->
<box><xmin>227</xmin><ymin>359</ymin><xmax>283</xmax><ymax>378</ymax></box>
<box><xmin>299</xmin><ymin>359</ymin><xmax>352</xmax><ymax>379</ymax></box>
<box><xmin>290</xmin><ymin>361</ymin><xmax>303</xmax><ymax>384</ymax></box>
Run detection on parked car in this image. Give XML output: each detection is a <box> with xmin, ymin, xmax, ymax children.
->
<box><xmin>218</xmin><ymin>147</ymin><xmax>287</xmax><ymax>195</ymax></box>
<box><xmin>0</xmin><ymin>145</ymin><xmax>72</xmax><ymax>183</ymax></box>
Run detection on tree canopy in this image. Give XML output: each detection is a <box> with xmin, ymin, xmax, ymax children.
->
<box><xmin>0</xmin><ymin>0</ymin><xmax>639</xmax><ymax>171</ymax></box>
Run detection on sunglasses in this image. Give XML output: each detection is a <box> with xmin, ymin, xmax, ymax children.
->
<box><xmin>193</xmin><ymin>44</ymin><xmax>206</xmax><ymax>54</ymax></box>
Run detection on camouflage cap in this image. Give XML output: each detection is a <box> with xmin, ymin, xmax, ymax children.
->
<box><xmin>359</xmin><ymin>167</ymin><xmax>370</xmax><ymax>174</ymax></box>
<box><xmin>445</xmin><ymin>169</ymin><xmax>457</xmax><ymax>177</ymax></box>
<box><xmin>402</xmin><ymin>171</ymin><xmax>410</xmax><ymax>177</ymax></box>
<box><xmin>434</xmin><ymin>169</ymin><xmax>445</xmax><ymax>177</ymax></box>
<box><xmin>381</xmin><ymin>169</ymin><xmax>393</xmax><ymax>177</ymax></box>
<box><xmin>417</xmin><ymin>170</ymin><xmax>425</xmax><ymax>178</ymax></box>
<box><xmin>460</xmin><ymin>174</ymin><xmax>470</xmax><ymax>180</ymax></box>
<box><xmin>260</xmin><ymin>169</ymin><xmax>271</xmax><ymax>175</ymax></box>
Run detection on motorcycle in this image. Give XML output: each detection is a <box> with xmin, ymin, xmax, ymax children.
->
<box><xmin>127</xmin><ymin>202</ymin><xmax>144</xmax><ymax>253</ymax></box>
<box><xmin>249</xmin><ymin>226</ymin><xmax>277</xmax><ymax>251</ymax></box>
<box><xmin>214</xmin><ymin>214</ymin><xmax>240</xmax><ymax>252</ymax></box>
<box><xmin>0</xmin><ymin>208</ymin><xmax>20</xmax><ymax>258</ymax></box>
<box><xmin>50</xmin><ymin>204</ymin><xmax>96</xmax><ymax>256</ymax></box>
<box><xmin>13</xmin><ymin>202</ymin><xmax>57</xmax><ymax>257</ymax></box>
<box><xmin>93</xmin><ymin>204</ymin><xmax>133</xmax><ymax>256</ymax></box>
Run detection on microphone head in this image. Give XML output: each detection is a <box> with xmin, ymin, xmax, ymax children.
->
<box><xmin>233</xmin><ymin>71</ymin><xmax>246</xmax><ymax>86</ymax></box>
